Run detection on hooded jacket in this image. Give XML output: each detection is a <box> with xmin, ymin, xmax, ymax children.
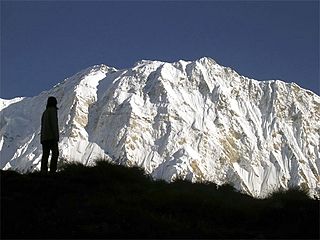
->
<box><xmin>40</xmin><ymin>106</ymin><xmax>59</xmax><ymax>143</ymax></box>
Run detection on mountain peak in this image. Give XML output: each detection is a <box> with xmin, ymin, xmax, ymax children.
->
<box><xmin>196</xmin><ymin>56</ymin><xmax>217</xmax><ymax>64</ymax></box>
<box><xmin>1</xmin><ymin>57</ymin><xmax>319</xmax><ymax>198</ymax></box>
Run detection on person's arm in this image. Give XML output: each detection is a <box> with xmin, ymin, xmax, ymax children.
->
<box><xmin>49</xmin><ymin>108</ymin><xmax>59</xmax><ymax>142</ymax></box>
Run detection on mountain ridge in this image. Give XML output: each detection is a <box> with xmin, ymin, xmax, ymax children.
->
<box><xmin>1</xmin><ymin>57</ymin><xmax>319</xmax><ymax>198</ymax></box>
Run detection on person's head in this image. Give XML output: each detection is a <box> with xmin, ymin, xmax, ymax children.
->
<box><xmin>46</xmin><ymin>96</ymin><xmax>58</xmax><ymax>109</ymax></box>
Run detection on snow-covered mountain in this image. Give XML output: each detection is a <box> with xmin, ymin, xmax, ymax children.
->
<box><xmin>1</xmin><ymin>57</ymin><xmax>319</xmax><ymax>198</ymax></box>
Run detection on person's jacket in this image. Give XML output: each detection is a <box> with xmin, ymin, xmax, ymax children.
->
<box><xmin>40</xmin><ymin>107</ymin><xmax>59</xmax><ymax>143</ymax></box>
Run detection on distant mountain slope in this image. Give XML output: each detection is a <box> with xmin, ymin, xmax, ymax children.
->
<box><xmin>1</xmin><ymin>57</ymin><xmax>319</xmax><ymax>198</ymax></box>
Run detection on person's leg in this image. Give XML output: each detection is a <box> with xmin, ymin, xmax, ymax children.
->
<box><xmin>49</xmin><ymin>141</ymin><xmax>59</xmax><ymax>173</ymax></box>
<box><xmin>41</xmin><ymin>143</ymin><xmax>50</xmax><ymax>173</ymax></box>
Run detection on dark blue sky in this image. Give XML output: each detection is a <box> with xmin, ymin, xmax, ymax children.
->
<box><xmin>1</xmin><ymin>1</ymin><xmax>319</xmax><ymax>99</ymax></box>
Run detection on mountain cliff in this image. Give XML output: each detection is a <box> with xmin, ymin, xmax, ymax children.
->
<box><xmin>1</xmin><ymin>57</ymin><xmax>319</xmax><ymax>198</ymax></box>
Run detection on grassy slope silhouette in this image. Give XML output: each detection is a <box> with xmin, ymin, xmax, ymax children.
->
<box><xmin>1</xmin><ymin>160</ymin><xmax>319</xmax><ymax>239</ymax></box>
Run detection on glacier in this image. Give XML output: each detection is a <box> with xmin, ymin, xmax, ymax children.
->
<box><xmin>1</xmin><ymin>57</ymin><xmax>319</xmax><ymax>198</ymax></box>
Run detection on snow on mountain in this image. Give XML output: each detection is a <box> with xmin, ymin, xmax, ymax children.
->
<box><xmin>1</xmin><ymin>57</ymin><xmax>319</xmax><ymax>198</ymax></box>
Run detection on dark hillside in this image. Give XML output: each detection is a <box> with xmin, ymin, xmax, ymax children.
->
<box><xmin>1</xmin><ymin>160</ymin><xmax>319</xmax><ymax>239</ymax></box>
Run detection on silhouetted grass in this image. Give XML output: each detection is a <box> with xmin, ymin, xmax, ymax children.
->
<box><xmin>1</xmin><ymin>160</ymin><xmax>319</xmax><ymax>239</ymax></box>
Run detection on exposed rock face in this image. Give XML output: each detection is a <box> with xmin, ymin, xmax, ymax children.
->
<box><xmin>1</xmin><ymin>57</ymin><xmax>319</xmax><ymax>198</ymax></box>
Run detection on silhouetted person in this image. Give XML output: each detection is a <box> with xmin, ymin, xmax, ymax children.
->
<box><xmin>40</xmin><ymin>96</ymin><xmax>59</xmax><ymax>174</ymax></box>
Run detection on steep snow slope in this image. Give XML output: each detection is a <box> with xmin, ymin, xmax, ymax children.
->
<box><xmin>1</xmin><ymin>57</ymin><xmax>319</xmax><ymax>198</ymax></box>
